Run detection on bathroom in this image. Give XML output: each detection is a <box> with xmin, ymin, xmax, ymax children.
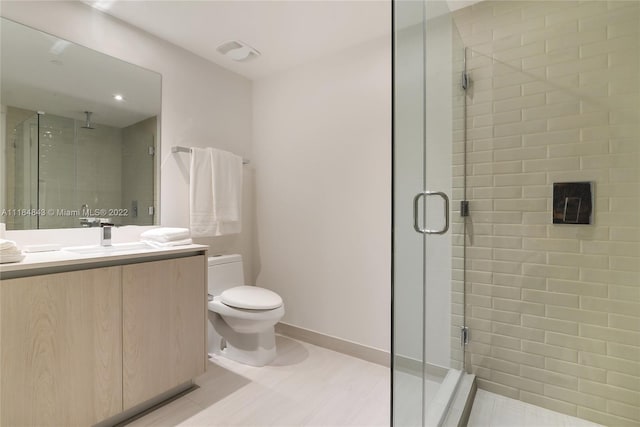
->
<box><xmin>0</xmin><ymin>0</ymin><xmax>638</xmax><ymax>426</ymax></box>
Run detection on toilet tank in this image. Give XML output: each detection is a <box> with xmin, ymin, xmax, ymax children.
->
<box><xmin>208</xmin><ymin>254</ymin><xmax>245</xmax><ymax>296</ymax></box>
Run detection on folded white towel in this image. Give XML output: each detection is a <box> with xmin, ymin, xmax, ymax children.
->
<box><xmin>0</xmin><ymin>252</ymin><xmax>25</xmax><ymax>264</ymax></box>
<box><xmin>0</xmin><ymin>241</ymin><xmax>24</xmax><ymax>263</ymax></box>
<box><xmin>189</xmin><ymin>147</ymin><xmax>243</xmax><ymax>237</ymax></box>
<box><xmin>140</xmin><ymin>227</ymin><xmax>190</xmax><ymax>243</ymax></box>
<box><xmin>142</xmin><ymin>238</ymin><xmax>193</xmax><ymax>248</ymax></box>
<box><xmin>0</xmin><ymin>239</ymin><xmax>18</xmax><ymax>251</ymax></box>
<box><xmin>0</xmin><ymin>247</ymin><xmax>21</xmax><ymax>256</ymax></box>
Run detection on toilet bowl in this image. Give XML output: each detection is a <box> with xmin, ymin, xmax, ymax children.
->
<box><xmin>207</xmin><ymin>255</ymin><xmax>285</xmax><ymax>366</ymax></box>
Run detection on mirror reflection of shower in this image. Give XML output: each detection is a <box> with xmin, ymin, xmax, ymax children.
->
<box><xmin>3</xmin><ymin>105</ymin><xmax>157</xmax><ymax>229</ymax></box>
<box><xmin>81</xmin><ymin>111</ymin><xmax>95</xmax><ymax>130</ymax></box>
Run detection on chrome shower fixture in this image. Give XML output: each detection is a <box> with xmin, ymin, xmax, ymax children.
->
<box><xmin>81</xmin><ymin>111</ymin><xmax>95</xmax><ymax>129</ymax></box>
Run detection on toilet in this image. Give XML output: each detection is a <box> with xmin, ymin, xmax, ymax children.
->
<box><xmin>207</xmin><ymin>254</ymin><xmax>285</xmax><ymax>366</ymax></box>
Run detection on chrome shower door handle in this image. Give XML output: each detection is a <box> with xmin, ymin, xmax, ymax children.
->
<box><xmin>413</xmin><ymin>191</ymin><xmax>450</xmax><ymax>235</ymax></box>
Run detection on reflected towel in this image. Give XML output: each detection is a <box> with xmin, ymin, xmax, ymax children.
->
<box><xmin>189</xmin><ymin>147</ymin><xmax>243</xmax><ymax>237</ymax></box>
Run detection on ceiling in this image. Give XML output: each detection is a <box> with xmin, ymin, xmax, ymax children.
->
<box><xmin>1</xmin><ymin>17</ymin><xmax>161</xmax><ymax>128</ymax></box>
<box><xmin>84</xmin><ymin>0</ymin><xmax>393</xmax><ymax>80</ymax></box>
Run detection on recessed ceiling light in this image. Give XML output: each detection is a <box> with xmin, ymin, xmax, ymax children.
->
<box><xmin>216</xmin><ymin>40</ymin><xmax>261</xmax><ymax>62</ymax></box>
<box><xmin>113</xmin><ymin>94</ymin><xmax>124</xmax><ymax>101</ymax></box>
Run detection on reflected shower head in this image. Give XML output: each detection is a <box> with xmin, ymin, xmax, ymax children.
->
<box><xmin>81</xmin><ymin>111</ymin><xmax>94</xmax><ymax>129</ymax></box>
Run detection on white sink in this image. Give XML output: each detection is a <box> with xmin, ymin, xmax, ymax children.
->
<box><xmin>62</xmin><ymin>242</ymin><xmax>155</xmax><ymax>255</ymax></box>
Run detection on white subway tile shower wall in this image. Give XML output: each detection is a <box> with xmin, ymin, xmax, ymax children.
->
<box><xmin>38</xmin><ymin>112</ymin><xmax>124</xmax><ymax>229</ymax></box>
<box><xmin>452</xmin><ymin>2</ymin><xmax>639</xmax><ymax>426</ymax></box>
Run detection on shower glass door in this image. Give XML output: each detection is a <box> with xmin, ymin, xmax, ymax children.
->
<box><xmin>392</xmin><ymin>1</ymin><xmax>466</xmax><ymax>425</ymax></box>
<box><xmin>4</xmin><ymin>113</ymin><xmax>39</xmax><ymax>230</ymax></box>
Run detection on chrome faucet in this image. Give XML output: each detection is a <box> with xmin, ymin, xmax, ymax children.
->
<box><xmin>100</xmin><ymin>223</ymin><xmax>114</xmax><ymax>246</ymax></box>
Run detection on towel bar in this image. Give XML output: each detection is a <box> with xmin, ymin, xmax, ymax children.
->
<box><xmin>171</xmin><ymin>145</ymin><xmax>249</xmax><ymax>165</ymax></box>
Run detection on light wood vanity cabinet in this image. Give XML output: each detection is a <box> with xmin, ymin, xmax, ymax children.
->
<box><xmin>122</xmin><ymin>256</ymin><xmax>206</xmax><ymax>409</ymax></box>
<box><xmin>1</xmin><ymin>267</ymin><xmax>123</xmax><ymax>426</ymax></box>
<box><xmin>0</xmin><ymin>253</ymin><xmax>206</xmax><ymax>426</ymax></box>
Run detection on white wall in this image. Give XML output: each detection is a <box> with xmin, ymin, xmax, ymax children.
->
<box><xmin>1</xmin><ymin>1</ymin><xmax>256</xmax><ymax>279</ymax></box>
<box><xmin>252</xmin><ymin>35</ymin><xmax>391</xmax><ymax>352</ymax></box>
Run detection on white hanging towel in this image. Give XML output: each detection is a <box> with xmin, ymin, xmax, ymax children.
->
<box><xmin>189</xmin><ymin>147</ymin><xmax>243</xmax><ymax>237</ymax></box>
<box><xmin>210</xmin><ymin>148</ymin><xmax>243</xmax><ymax>235</ymax></box>
<box><xmin>190</xmin><ymin>147</ymin><xmax>217</xmax><ymax>237</ymax></box>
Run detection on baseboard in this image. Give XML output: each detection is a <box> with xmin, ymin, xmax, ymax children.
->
<box><xmin>275</xmin><ymin>322</ymin><xmax>390</xmax><ymax>367</ymax></box>
<box><xmin>275</xmin><ymin>323</ymin><xmax>453</xmax><ymax>379</ymax></box>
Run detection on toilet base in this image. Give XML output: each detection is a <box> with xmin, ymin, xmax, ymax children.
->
<box><xmin>208</xmin><ymin>311</ymin><xmax>277</xmax><ymax>367</ymax></box>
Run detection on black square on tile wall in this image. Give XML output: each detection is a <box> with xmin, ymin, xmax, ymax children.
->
<box><xmin>552</xmin><ymin>182</ymin><xmax>593</xmax><ymax>225</ymax></box>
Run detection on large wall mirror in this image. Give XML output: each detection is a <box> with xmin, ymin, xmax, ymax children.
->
<box><xmin>1</xmin><ymin>18</ymin><xmax>161</xmax><ymax>230</ymax></box>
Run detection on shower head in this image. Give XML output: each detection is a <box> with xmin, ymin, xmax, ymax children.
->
<box><xmin>81</xmin><ymin>111</ymin><xmax>95</xmax><ymax>129</ymax></box>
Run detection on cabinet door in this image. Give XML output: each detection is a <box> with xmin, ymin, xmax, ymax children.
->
<box><xmin>1</xmin><ymin>267</ymin><xmax>123</xmax><ymax>426</ymax></box>
<box><xmin>122</xmin><ymin>256</ymin><xmax>206</xmax><ymax>409</ymax></box>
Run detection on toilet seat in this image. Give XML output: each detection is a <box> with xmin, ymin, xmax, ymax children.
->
<box><xmin>209</xmin><ymin>297</ymin><xmax>285</xmax><ymax>321</ymax></box>
<box><xmin>221</xmin><ymin>286</ymin><xmax>283</xmax><ymax>310</ymax></box>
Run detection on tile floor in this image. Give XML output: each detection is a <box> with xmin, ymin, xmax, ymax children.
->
<box><xmin>125</xmin><ymin>335</ymin><xmax>604</xmax><ymax>427</ymax></box>
<box><xmin>467</xmin><ymin>389</ymin><xmax>603</xmax><ymax>427</ymax></box>
<box><xmin>126</xmin><ymin>335</ymin><xmax>389</xmax><ymax>426</ymax></box>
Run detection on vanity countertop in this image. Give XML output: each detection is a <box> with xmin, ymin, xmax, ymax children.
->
<box><xmin>0</xmin><ymin>243</ymin><xmax>208</xmax><ymax>279</ymax></box>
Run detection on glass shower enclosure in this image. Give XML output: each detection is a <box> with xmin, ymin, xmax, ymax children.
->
<box><xmin>392</xmin><ymin>1</ymin><xmax>467</xmax><ymax>425</ymax></box>
<box><xmin>393</xmin><ymin>1</ymin><xmax>640</xmax><ymax>426</ymax></box>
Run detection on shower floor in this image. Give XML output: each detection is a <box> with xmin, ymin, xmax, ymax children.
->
<box><xmin>468</xmin><ymin>389</ymin><xmax>604</xmax><ymax>427</ymax></box>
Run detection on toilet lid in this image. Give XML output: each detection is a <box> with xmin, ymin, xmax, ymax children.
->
<box><xmin>221</xmin><ymin>286</ymin><xmax>283</xmax><ymax>310</ymax></box>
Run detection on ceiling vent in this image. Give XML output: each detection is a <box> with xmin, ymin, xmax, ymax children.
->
<box><xmin>216</xmin><ymin>40</ymin><xmax>261</xmax><ymax>62</ymax></box>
